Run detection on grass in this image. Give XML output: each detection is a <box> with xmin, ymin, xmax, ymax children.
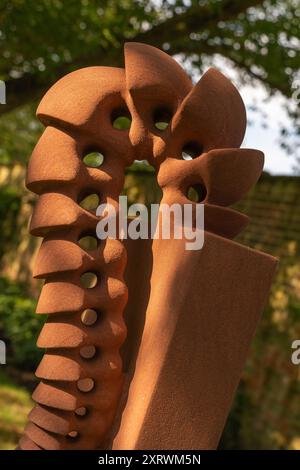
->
<box><xmin>0</xmin><ymin>369</ymin><xmax>33</xmax><ymax>450</ymax></box>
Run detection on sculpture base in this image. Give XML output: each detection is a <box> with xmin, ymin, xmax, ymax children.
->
<box><xmin>113</xmin><ymin>231</ymin><xmax>277</xmax><ymax>450</ymax></box>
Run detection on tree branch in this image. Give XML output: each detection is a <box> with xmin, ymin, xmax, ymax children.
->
<box><xmin>2</xmin><ymin>48</ymin><xmax>123</xmax><ymax>116</ymax></box>
<box><xmin>133</xmin><ymin>0</ymin><xmax>263</xmax><ymax>46</ymax></box>
<box><xmin>1</xmin><ymin>0</ymin><xmax>264</xmax><ymax>116</ymax></box>
<box><xmin>168</xmin><ymin>41</ymin><xmax>291</xmax><ymax>98</ymax></box>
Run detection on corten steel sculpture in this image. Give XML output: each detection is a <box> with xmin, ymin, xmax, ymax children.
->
<box><xmin>18</xmin><ymin>42</ymin><xmax>277</xmax><ymax>451</ymax></box>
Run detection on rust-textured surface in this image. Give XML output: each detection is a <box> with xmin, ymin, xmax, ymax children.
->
<box><xmin>19</xmin><ymin>42</ymin><xmax>276</xmax><ymax>450</ymax></box>
<box><xmin>114</xmin><ymin>233</ymin><xmax>276</xmax><ymax>449</ymax></box>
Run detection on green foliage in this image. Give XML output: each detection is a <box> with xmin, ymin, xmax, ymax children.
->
<box><xmin>124</xmin><ymin>164</ymin><xmax>162</xmax><ymax>206</ymax></box>
<box><xmin>0</xmin><ymin>1</ymin><xmax>299</xmax><ymax>164</ymax></box>
<box><xmin>0</xmin><ymin>104</ymin><xmax>43</xmax><ymax>165</ymax></box>
<box><xmin>0</xmin><ymin>370</ymin><xmax>32</xmax><ymax>450</ymax></box>
<box><xmin>1</xmin><ymin>0</ymin><xmax>299</xmax><ymax>91</ymax></box>
<box><xmin>0</xmin><ymin>184</ymin><xmax>22</xmax><ymax>258</ymax></box>
<box><xmin>0</xmin><ymin>0</ymin><xmax>157</xmax><ymax>82</ymax></box>
<box><xmin>0</xmin><ymin>277</ymin><xmax>44</xmax><ymax>370</ymax></box>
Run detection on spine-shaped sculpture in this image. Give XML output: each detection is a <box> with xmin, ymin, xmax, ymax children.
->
<box><xmin>19</xmin><ymin>42</ymin><xmax>265</xmax><ymax>450</ymax></box>
<box><xmin>19</xmin><ymin>66</ymin><xmax>135</xmax><ymax>450</ymax></box>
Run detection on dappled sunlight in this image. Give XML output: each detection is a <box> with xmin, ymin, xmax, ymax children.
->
<box><xmin>0</xmin><ymin>371</ymin><xmax>33</xmax><ymax>450</ymax></box>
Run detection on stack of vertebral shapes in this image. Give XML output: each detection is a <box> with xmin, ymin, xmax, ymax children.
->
<box><xmin>19</xmin><ymin>43</ymin><xmax>277</xmax><ymax>450</ymax></box>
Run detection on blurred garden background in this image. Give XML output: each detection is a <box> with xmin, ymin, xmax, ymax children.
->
<box><xmin>0</xmin><ymin>0</ymin><xmax>300</xmax><ymax>450</ymax></box>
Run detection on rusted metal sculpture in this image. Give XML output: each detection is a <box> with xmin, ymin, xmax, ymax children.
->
<box><xmin>18</xmin><ymin>43</ymin><xmax>277</xmax><ymax>450</ymax></box>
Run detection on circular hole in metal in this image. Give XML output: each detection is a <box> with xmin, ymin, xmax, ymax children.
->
<box><xmin>79</xmin><ymin>193</ymin><xmax>100</xmax><ymax>212</ymax></box>
<box><xmin>77</xmin><ymin>378</ymin><xmax>95</xmax><ymax>393</ymax></box>
<box><xmin>80</xmin><ymin>272</ymin><xmax>98</xmax><ymax>289</ymax></box>
<box><xmin>81</xmin><ymin>308</ymin><xmax>98</xmax><ymax>326</ymax></box>
<box><xmin>75</xmin><ymin>407</ymin><xmax>88</xmax><ymax>417</ymax></box>
<box><xmin>83</xmin><ymin>151</ymin><xmax>104</xmax><ymax>168</ymax></box>
<box><xmin>187</xmin><ymin>184</ymin><xmax>207</xmax><ymax>203</ymax></box>
<box><xmin>80</xmin><ymin>345</ymin><xmax>97</xmax><ymax>359</ymax></box>
<box><xmin>182</xmin><ymin>143</ymin><xmax>203</xmax><ymax>160</ymax></box>
<box><xmin>112</xmin><ymin>107</ymin><xmax>132</xmax><ymax>130</ymax></box>
<box><xmin>78</xmin><ymin>235</ymin><xmax>98</xmax><ymax>251</ymax></box>
<box><xmin>153</xmin><ymin>107</ymin><xmax>172</xmax><ymax>131</ymax></box>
